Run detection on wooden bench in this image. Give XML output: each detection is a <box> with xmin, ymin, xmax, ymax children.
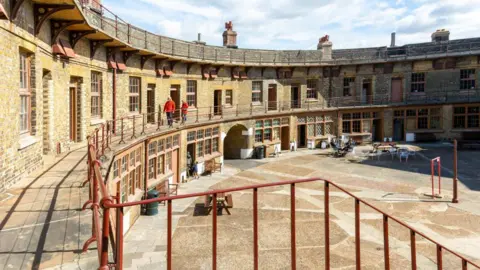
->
<box><xmin>204</xmin><ymin>193</ymin><xmax>233</xmax><ymax>215</ymax></box>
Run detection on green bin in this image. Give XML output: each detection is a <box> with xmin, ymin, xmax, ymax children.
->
<box><xmin>145</xmin><ymin>189</ymin><xmax>159</xmax><ymax>216</ymax></box>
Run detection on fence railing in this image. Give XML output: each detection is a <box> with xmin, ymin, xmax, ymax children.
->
<box><xmin>76</xmin><ymin>0</ymin><xmax>480</xmax><ymax>65</ymax></box>
<box><xmin>83</xmin><ymin>142</ymin><xmax>480</xmax><ymax>269</ymax></box>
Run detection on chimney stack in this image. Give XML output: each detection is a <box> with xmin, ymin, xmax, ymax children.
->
<box><xmin>432</xmin><ymin>29</ymin><xmax>450</xmax><ymax>42</ymax></box>
<box><xmin>390</xmin><ymin>32</ymin><xmax>396</xmax><ymax>47</ymax></box>
<box><xmin>222</xmin><ymin>21</ymin><xmax>238</xmax><ymax>48</ymax></box>
<box><xmin>317</xmin><ymin>35</ymin><xmax>332</xmax><ymax>60</ymax></box>
<box><xmin>194</xmin><ymin>32</ymin><xmax>206</xmax><ymax>45</ymax></box>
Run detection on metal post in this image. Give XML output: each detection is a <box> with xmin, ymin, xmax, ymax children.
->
<box><xmin>212</xmin><ymin>193</ymin><xmax>217</xmax><ymax>270</ymax></box>
<box><xmin>140</xmin><ymin>114</ymin><xmax>146</xmax><ymax>135</ymax></box>
<box><xmin>119</xmin><ymin>118</ymin><xmax>125</xmax><ymax>144</ymax></box>
<box><xmin>265</xmin><ymin>100</ymin><xmax>267</xmax><ymax>113</ymax></box>
<box><xmin>236</xmin><ymin>104</ymin><xmax>239</xmax><ymax>117</ymax></box>
<box><xmin>100</xmin><ymin>207</ymin><xmax>110</xmax><ymax>269</ymax></box>
<box><xmin>196</xmin><ymin>108</ymin><xmax>199</xmax><ymax>123</ymax></box>
<box><xmin>250</xmin><ymin>103</ymin><xmax>253</xmax><ymax>115</ymax></box>
<box><xmin>355</xmin><ymin>199</ymin><xmax>360</xmax><ymax>270</ymax></box>
<box><xmin>410</xmin><ymin>230</ymin><xmax>417</xmax><ymax>270</ymax></box>
<box><xmin>221</xmin><ymin>105</ymin><xmax>224</xmax><ymax>119</ymax></box>
<box><xmin>431</xmin><ymin>160</ymin><xmax>434</xmax><ymax>197</ymax></box>
<box><xmin>324</xmin><ymin>182</ymin><xmax>330</xmax><ymax>270</ymax></box>
<box><xmin>290</xmin><ymin>184</ymin><xmax>296</xmax><ymax>270</ymax></box>
<box><xmin>437</xmin><ymin>245</ymin><xmax>443</xmax><ymax>270</ymax></box>
<box><xmin>131</xmin><ymin>116</ymin><xmax>136</xmax><ymax>139</ymax></box>
<box><xmin>209</xmin><ymin>106</ymin><xmax>212</xmax><ymax>120</ymax></box>
<box><xmin>438</xmin><ymin>159</ymin><xmax>441</xmax><ymax>195</ymax></box>
<box><xmin>101</xmin><ymin>126</ymin><xmax>105</xmax><ymax>156</ymax></box>
<box><xmin>452</xmin><ymin>140</ymin><xmax>458</xmax><ymax>203</ymax></box>
<box><xmin>383</xmin><ymin>215</ymin><xmax>390</xmax><ymax>270</ymax></box>
<box><xmin>167</xmin><ymin>200</ymin><xmax>172</xmax><ymax>270</ymax></box>
<box><xmin>253</xmin><ymin>188</ymin><xmax>258</xmax><ymax>270</ymax></box>
<box><xmin>115</xmin><ymin>194</ymin><xmax>124</xmax><ymax>270</ymax></box>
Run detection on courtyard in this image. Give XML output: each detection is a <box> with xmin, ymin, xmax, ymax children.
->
<box><xmin>0</xmin><ymin>144</ymin><xmax>479</xmax><ymax>269</ymax></box>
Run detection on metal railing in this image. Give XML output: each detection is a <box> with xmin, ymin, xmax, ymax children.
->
<box><xmin>76</xmin><ymin>0</ymin><xmax>480</xmax><ymax>65</ymax></box>
<box><xmin>83</xmin><ymin>140</ymin><xmax>480</xmax><ymax>269</ymax></box>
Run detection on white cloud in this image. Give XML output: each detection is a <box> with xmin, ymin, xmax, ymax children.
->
<box><xmin>102</xmin><ymin>0</ymin><xmax>480</xmax><ymax>50</ymax></box>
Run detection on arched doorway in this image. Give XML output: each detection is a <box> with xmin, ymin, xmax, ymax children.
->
<box><xmin>224</xmin><ymin>124</ymin><xmax>248</xmax><ymax>159</ymax></box>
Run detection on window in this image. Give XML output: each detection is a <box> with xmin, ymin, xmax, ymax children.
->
<box><xmin>121</xmin><ymin>156</ymin><xmax>127</xmax><ymax>173</ymax></box>
<box><xmin>252</xmin><ymin>81</ymin><xmax>262</xmax><ymax>103</ymax></box>
<box><xmin>205</xmin><ymin>139</ymin><xmax>212</xmax><ymax>155</ymax></box>
<box><xmin>342</xmin><ymin>111</ymin><xmax>379</xmax><ymax>133</ymax></box>
<box><xmin>454</xmin><ymin>106</ymin><xmax>479</xmax><ymax>128</ymax></box>
<box><xmin>113</xmin><ymin>160</ymin><xmax>119</xmax><ymax>179</ymax></box>
<box><xmin>91</xmin><ymin>71</ymin><xmax>102</xmax><ymax>118</ymax></box>
<box><xmin>225</xmin><ymin>90</ymin><xmax>233</xmax><ymax>106</ymax></box>
<box><xmin>187</xmin><ymin>80</ymin><xmax>197</xmax><ymax>106</ymax></box>
<box><xmin>187</xmin><ymin>131</ymin><xmax>196</xmax><ymax>142</ymax></box>
<box><xmin>352</xmin><ymin>121</ymin><xmax>361</xmax><ymax>133</ymax></box>
<box><xmin>148</xmin><ymin>159</ymin><xmax>155</xmax><ymax>180</ymax></box>
<box><xmin>255</xmin><ymin>130</ymin><xmax>263</xmax><ymax>142</ymax></box>
<box><xmin>460</xmin><ymin>69</ymin><xmax>475</xmax><ymax>90</ymax></box>
<box><xmin>129</xmin><ymin>77</ymin><xmax>141</xmax><ymax>113</ymax></box>
<box><xmin>157</xmin><ymin>155</ymin><xmax>164</xmax><ymax>175</ymax></box>
<box><xmin>212</xmin><ymin>138</ymin><xmax>218</xmax><ymax>152</ymax></box>
<box><xmin>342</xmin><ymin>121</ymin><xmax>351</xmax><ymax>133</ymax></box>
<box><xmin>396</xmin><ymin>107</ymin><xmax>442</xmax><ymax>129</ymax></box>
<box><xmin>306</xmin><ymin>79</ymin><xmax>317</xmax><ymax>99</ymax></box>
<box><xmin>166</xmin><ymin>152</ymin><xmax>172</xmax><ymax>171</ymax></box>
<box><xmin>197</xmin><ymin>141</ymin><xmax>204</xmax><ymax>157</ymax></box>
<box><xmin>19</xmin><ymin>52</ymin><xmax>30</xmax><ymax>134</ymax></box>
<box><xmin>343</xmin><ymin>78</ymin><xmax>355</xmax><ymax>97</ymax></box>
<box><xmin>273</xmin><ymin>127</ymin><xmax>280</xmax><ymax>140</ymax></box>
<box><xmin>136</xmin><ymin>168</ymin><xmax>142</xmax><ymax>189</ymax></box>
<box><xmin>418</xmin><ymin>117</ymin><xmax>428</xmax><ymax>129</ymax></box>
<box><xmin>411</xmin><ymin>73</ymin><xmax>425</xmax><ymax>92</ymax></box>
<box><xmin>121</xmin><ymin>176</ymin><xmax>127</xmax><ymax>202</ymax></box>
<box><xmin>129</xmin><ymin>171</ymin><xmax>135</xmax><ymax>195</ymax></box>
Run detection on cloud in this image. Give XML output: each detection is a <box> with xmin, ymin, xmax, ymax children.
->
<box><xmin>101</xmin><ymin>0</ymin><xmax>480</xmax><ymax>50</ymax></box>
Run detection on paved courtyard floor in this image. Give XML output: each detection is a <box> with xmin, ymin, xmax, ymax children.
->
<box><xmin>0</xmin><ymin>144</ymin><xmax>479</xmax><ymax>269</ymax></box>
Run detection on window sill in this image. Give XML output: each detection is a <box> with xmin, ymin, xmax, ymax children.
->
<box><xmin>18</xmin><ymin>135</ymin><xmax>39</xmax><ymax>150</ymax></box>
<box><xmin>251</xmin><ymin>102</ymin><xmax>263</xmax><ymax>106</ymax></box>
<box><xmin>90</xmin><ymin>118</ymin><xmax>106</xmax><ymax>126</ymax></box>
<box><xmin>305</xmin><ymin>98</ymin><xmax>319</xmax><ymax>102</ymax></box>
<box><xmin>409</xmin><ymin>92</ymin><xmax>426</xmax><ymax>95</ymax></box>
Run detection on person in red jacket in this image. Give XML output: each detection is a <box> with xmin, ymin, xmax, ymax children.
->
<box><xmin>164</xmin><ymin>97</ymin><xmax>176</xmax><ymax>128</ymax></box>
<box><xmin>181</xmin><ymin>100</ymin><xmax>189</xmax><ymax>124</ymax></box>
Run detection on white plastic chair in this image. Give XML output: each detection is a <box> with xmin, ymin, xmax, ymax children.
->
<box><xmin>398</xmin><ymin>149</ymin><xmax>409</xmax><ymax>162</ymax></box>
<box><xmin>408</xmin><ymin>150</ymin><xmax>416</xmax><ymax>159</ymax></box>
<box><xmin>388</xmin><ymin>148</ymin><xmax>397</xmax><ymax>160</ymax></box>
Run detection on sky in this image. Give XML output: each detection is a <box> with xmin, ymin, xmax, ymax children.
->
<box><xmin>102</xmin><ymin>0</ymin><xmax>480</xmax><ymax>50</ymax></box>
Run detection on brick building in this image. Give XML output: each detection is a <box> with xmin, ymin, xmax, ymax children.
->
<box><xmin>1</xmin><ymin>0</ymin><xmax>479</xmax><ymax>229</ymax></box>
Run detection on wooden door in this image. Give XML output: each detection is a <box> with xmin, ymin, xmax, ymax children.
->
<box><xmin>281</xmin><ymin>126</ymin><xmax>290</xmax><ymax>150</ymax></box>
<box><xmin>268</xmin><ymin>84</ymin><xmax>277</xmax><ymax>111</ymax></box>
<box><xmin>391</xmin><ymin>78</ymin><xmax>403</xmax><ymax>103</ymax></box>
<box><xmin>172</xmin><ymin>149</ymin><xmax>178</xmax><ymax>184</ymax></box>
<box><xmin>69</xmin><ymin>87</ymin><xmax>77</xmax><ymax>141</ymax></box>
<box><xmin>170</xmin><ymin>85</ymin><xmax>180</xmax><ymax>119</ymax></box>
<box><xmin>147</xmin><ymin>84</ymin><xmax>155</xmax><ymax>123</ymax></box>
<box><xmin>214</xmin><ymin>90</ymin><xmax>222</xmax><ymax>115</ymax></box>
<box><xmin>291</xmin><ymin>86</ymin><xmax>300</xmax><ymax>108</ymax></box>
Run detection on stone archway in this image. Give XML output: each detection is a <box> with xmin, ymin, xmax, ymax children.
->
<box><xmin>224</xmin><ymin>124</ymin><xmax>249</xmax><ymax>159</ymax></box>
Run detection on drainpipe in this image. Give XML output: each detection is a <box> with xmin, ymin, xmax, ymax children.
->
<box><xmin>113</xmin><ymin>68</ymin><xmax>117</xmax><ymax>133</ymax></box>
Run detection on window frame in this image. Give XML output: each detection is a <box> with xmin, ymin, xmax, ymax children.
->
<box><xmin>186</xmin><ymin>80</ymin><xmax>197</xmax><ymax>107</ymax></box>
<box><xmin>411</xmin><ymin>73</ymin><xmax>425</xmax><ymax>93</ymax></box>
<box><xmin>129</xmin><ymin>76</ymin><xmax>141</xmax><ymax>113</ymax></box>
<box><xmin>306</xmin><ymin>79</ymin><xmax>317</xmax><ymax>99</ymax></box>
<box><xmin>252</xmin><ymin>81</ymin><xmax>263</xmax><ymax>103</ymax></box>
<box><xmin>341</xmin><ymin>111</ymin><xmax>379</xmax><ymax>134</ymax></box>
<box><xmin>19</xmin><ymin>52</ymin><xmax>31</xmax><ymax>135</ymax></box>
<box><xmin>91</xmin><ymin>71</ymin><xmax>102</xmax><ymax>118</ymax></box>
<box><xmin>460</xmin><ymin>69</ymin><xmax>476</xmax><ymax>90</ymax></box>
<box><xmin>225</xmin><ymin>89</ymin><xmax>233</xmax><ymax>106</ymax></box>
<box><xmin>453</xmin><ymin>105</ymin><xmax>480</xmax><ymax>129</ymax></box>
<box><xmin>343</xmin><ymin>77</ymin><xmax>355</xmax><ymax>97</ymax></box>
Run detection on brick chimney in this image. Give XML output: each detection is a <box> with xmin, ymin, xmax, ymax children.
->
<box><xmin>432</xmin><ymin>29</ymin><xmax>450</xmax><ymax>42</ymax></box>
<box><xmin>222</xmin><ymin>21</ymin><xmax>238</xmax><ymax>48</ymax></box>
<box><xmin>317</xmin><ymin>35</ymin><xmax>332</xmax><ymax>60</ymax></box>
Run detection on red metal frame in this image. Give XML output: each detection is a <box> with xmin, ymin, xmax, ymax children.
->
<box><xmin>431</xmin><ymin>157</ymin><xmax>441</xmax><ymax>197</ymax></box>
<box><xmin>83</xmin><ymin>139</ymin><xmax>480</xmax><ymax>270</ymax></box>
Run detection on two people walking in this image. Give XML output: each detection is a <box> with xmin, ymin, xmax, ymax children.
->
<box><xmin>163</xmin><ymin>97</ymin><xmax>189</xmax><ymax>128</ymax></box>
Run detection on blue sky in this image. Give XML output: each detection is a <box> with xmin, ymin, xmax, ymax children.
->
<box><xmin>102</xmin><ymin>0</ymin><xmax>480</xmax><ymax>50</ymax></box>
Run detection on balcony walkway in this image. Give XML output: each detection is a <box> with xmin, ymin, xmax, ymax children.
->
<box><xmin>1</xmin><ymin>146</ymin><xmax>480</xmax><ymax>269</ymax></box>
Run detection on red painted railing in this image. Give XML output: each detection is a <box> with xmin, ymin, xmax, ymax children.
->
<box><xmin>83</xmin><ymin>138</ymin><xmax>480</xmax><ymax>269</ymax></box>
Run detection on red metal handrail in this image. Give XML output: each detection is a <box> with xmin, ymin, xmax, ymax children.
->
<box><xmin>84</xmin><ymin>142</ymin><xmax>480</xmax><ymax>270</ymax></box>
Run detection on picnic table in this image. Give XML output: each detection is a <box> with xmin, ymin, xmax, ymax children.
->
<box><xmin>373</xmin><ymin>142</ymin><xmax>398</xmax><ymax>151</ymax></box>
<box><xmin>204</xmin><ymin>192</ymin><xmax>233</xmax><ymax>215</ymax></box>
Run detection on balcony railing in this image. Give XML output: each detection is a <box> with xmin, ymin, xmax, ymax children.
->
<box><xmin>75</xmin><ymin>0</ymin><xmax>480</xmax><ymax>65</ymax></box>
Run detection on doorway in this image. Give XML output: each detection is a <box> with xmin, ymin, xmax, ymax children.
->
<box><xmin>372</xmin><ymin>119</ymin><xmax>383</xmax><ymax>142</ymax></box>
<box><xmin>391</xmin><ymin>78</ymin><xmax>403</xmax><ymax>103</ymax></box>
<box><xmin>291</xmin><ymin>85</ymin><xmax>300</xmax><ymax>108</ymax></box>
<box><xmin>268</xmin><ymin>84</ymin><xmax>277</xmax><ymax>111</ymax></box>
<box><xmin>224</xmin><ymin>124</ymin><xmax>248</xmax><ymax>159</ymax></box>
<box><xmin>170</xmin><ymin>85</ymin><xmax>180</xmax><ymax>120</ymax></box>
<box><xmin>69</xmin><ymin>86</ymin><xmax>77</xmax><ymax>141</ymax></box>
<box><xmin>147</xmin><ymin>84</ymin><xmax>155</xmax><ymax>123</ymax></box>
<box><xmin>214</xmin><ymin>90</ymin><xmax>222</xmax><ymax>116</ymax></box>
<box><xmin>297</xmin><ymin>125</ymin><xmax>306</xmax><ymax>147</ymax></box>
<box><xmin>362</xmin><ymin>80</ymin><xmax>372</xmax><ymax>104</ymax></box>
<box><xmin>393</xmin><ymin>119</ymin><xmax>405</xmax><ymax>141</ymax></box>
<box><xmin>281</xmin><ymin>126</ymin><xmax>290</xmax><ymax>150</ymax></box>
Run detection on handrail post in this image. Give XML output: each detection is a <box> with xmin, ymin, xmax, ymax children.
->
<box><xmin>119</xmin><ymin>118</ymin><xmax>125</xmax><ymax>144</ymax></box>
<box><xmin>167</xmin><ymin>199</ymin><xmax>172</xmax><ymax>270</ymax></box>
<box><xmin>101</xmin><ymin>125</ymin><xmax>105</xmax><ymax>157</ymax></box>
<box><xmin>236</xmin><ymin>104</ymin><xmax>239</xmax><ymax>117</ymax></box>
<box><xmin>452</xmin><ymin>139</ymin><xmax>458</xmax><ymax>203</ymax></box>
<box><xmin>411</xmin><ymin>230</ymin><xmax>417</xmax><ymax>270</ymax></box>
<box><xmin>355</xmin><ymin>199</ymin><xmax>360</xmax><ymax>270</ymax></box>
<box><xmin>140</xmin><ymin>114</ymin><xmax>146</xmax><ymax>135</ymax></box>
<box><xmin>100</xmin><ymin>206</ymin><xmax>110</xmax><ymax>269</ymax></box>
<box><xmin>131</xmin><ymin>116</ymin><xmax>136</xmax><ymax>139</ymax></box>
<box><xmin>209</xmin><ymin>106</ymin><xmax>212</xmax><ymax>120</ymax></box>
<box><xmin>250</xmin><ymin>103</ymin><xmax>253</xmax><ymax>115</ymax></box>
<box><xmin>212</xmin><ymin>193</ymin><xmax>217</xmax><ymax>270</ymax></box>
<box><xmin>253</xmin><ymin>188</ymin><xmax>259</xmax><ymax>270</ymax></box>
<box><xmin>157</xmin><ymin>108</ymin><xmax>161</xmax><ymax>131</ymax></box>
<box><xmin>383</xmin><ymin>215</ymin><xmax>390</xmax><ymax>270</ymax></box>
<box><xmin>324</xmin><ymin>182</ymin><xmax>330</xmax><ymax>270</ymax></box>
<box><xmin>115</xmin><ymin>193</ymin><xmax>124</xmax><ymax>270</ymax></box>
<box><xmin>290</xmin><ymin>183</ymin><xmax>296</xmax><ymax>270</ymax></box>
<box><xmin>221</xmin><ymin>105</ymin><xmax>224</xmax><ymax>119</ymax></box>
<box><xmin>437</xmin><ymin>245</ymin><xmax>443</xmax><ymax>270</ymax></box>
<box><xmin>95</xmin><ymin>129</ymin><xmax>99</xmax><ymax>157</ymax></box>
<box><xmin>196</xmin><ymin>108</ymin><xmax>199</xmax><ymax>123</ymax></box>
<box><xmin>264</xmin><ymin>100</ymin><xmax>267</xmax><ymax>113</ymax></box>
